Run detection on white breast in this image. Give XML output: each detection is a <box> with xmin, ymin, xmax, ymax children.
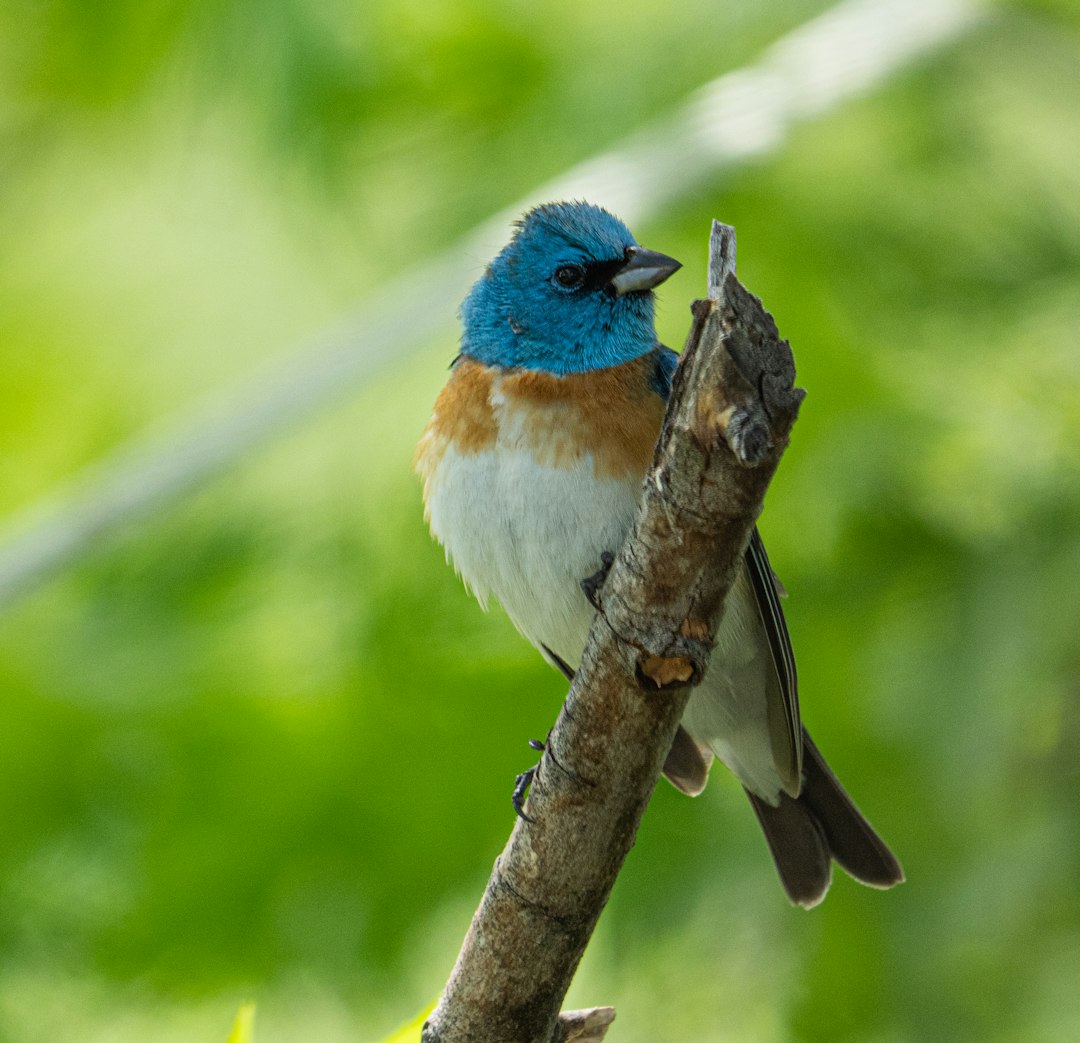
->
<box><xmin>424</xmin><ymin>443</ymin><xmax>641</xmax><ymax>667</ymax></box>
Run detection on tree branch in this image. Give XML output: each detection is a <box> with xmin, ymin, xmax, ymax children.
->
<box><xmin>422</xmin><ymin>221</ymin><xmax>805</xmax><ymax>1043</ymax></box>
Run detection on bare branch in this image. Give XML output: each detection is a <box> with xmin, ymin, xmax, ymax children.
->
<box><xmin>422</xmin><ymin>220</ymin><xmax>804</xmax><ymax>1043</ymax></box>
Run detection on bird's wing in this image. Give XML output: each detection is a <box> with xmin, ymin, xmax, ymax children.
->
<box><xmin>744</xmin><ymin>527</ymin><xmax>803</xmax><ymax>790</ymax></box>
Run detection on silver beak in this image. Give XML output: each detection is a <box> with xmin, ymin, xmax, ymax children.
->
<box><xmin>608</xmin><ymin>246</ymin><xmax>682</xmax><ymax>297</ymax></box>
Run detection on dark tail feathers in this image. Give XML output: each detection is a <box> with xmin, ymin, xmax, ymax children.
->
<box><xmin>745</xmin><ymin>730</ymin><xmax>904</xmax><ymax>908</ymax></box>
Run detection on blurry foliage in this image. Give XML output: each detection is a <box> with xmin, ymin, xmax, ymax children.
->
<box><xmin>225</xmin><ymin>1002</ymin><xmax>256</xmax><ymax>1043</ymax></box>
<box><xmin>1</xmin><ymin>0</ymin><xmax>1079</xmax><ymax>1040</ymax></box>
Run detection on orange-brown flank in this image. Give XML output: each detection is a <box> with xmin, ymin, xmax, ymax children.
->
<box><xmin>416</xmin><ymin>355</ymin><xmax>666</xmax><ymax>483</ymax></box>
<box><xmin>414</xmin><ymin>358</ymin><xmax>498</xmax><ymax>486</ymax></box>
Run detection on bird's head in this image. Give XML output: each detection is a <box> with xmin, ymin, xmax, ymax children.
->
<box><xmin>460</xmin><ymin>201</ymin><xmax>681</xmax><ymax>375</ymax></box>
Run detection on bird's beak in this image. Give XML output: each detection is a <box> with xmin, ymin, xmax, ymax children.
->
<box><xmin>608</xmin><ymin>246</ymin><xmax>682</xmax><ymax>297</ymax></box>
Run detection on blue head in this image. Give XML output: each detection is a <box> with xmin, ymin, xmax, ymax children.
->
<box><xmin>460</xmin><ymin>201</ymin><xmax>681</xmax><ymax>375</ymax></box>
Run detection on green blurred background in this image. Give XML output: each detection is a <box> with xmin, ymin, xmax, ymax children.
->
<box><xmin>2</xmin><ymin>0</ymin><xmax>1079</xmax><ymax>1039</ymax></box>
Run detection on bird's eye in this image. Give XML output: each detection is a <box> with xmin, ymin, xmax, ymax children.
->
<box><xmin>552</xmin><ymin>264</ymin><xmax>586</xmax><ymax>289</ymax></box>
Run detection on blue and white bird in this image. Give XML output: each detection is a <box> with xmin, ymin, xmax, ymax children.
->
<box><xmin>415</xmin><ymin>201</ymin><xmax>902</xmax><ymax>907</ymax></box>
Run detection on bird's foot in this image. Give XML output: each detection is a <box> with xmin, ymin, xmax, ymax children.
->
<box><xmin>512</xmin><ymin>738</ymin><xmax>547</xmax><ymax>822</ymax></box>
<box><xmin>581</xmin><ymin>551</ymin><xmax>616</xmax><ymax>609</ymax></box>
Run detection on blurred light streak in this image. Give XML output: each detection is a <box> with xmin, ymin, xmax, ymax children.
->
<box><xmin>0</xmin><ymin>0</ymin><xmax>983</xmax><ymax>610</ymax></box>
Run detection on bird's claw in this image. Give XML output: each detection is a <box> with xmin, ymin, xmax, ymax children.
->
<box><xmin>512</xmin><ymin>738</ymin><xmax>547</xmax><ymax>821</ymax></box>
<box><xmin>581</xmin><ymin>551</ymin><xmax>616</xmax><ymax>609</ymax></box>
<box><xmin>512</xmin><ymin>767</ymin><xmax>536</xmax><ymax>821</ymax></box>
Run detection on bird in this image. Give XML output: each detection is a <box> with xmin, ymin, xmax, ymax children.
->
<box><xmin>415</xmin><ymin>200</ymin><xmax>903</xmax><ymax>907</ymax></box>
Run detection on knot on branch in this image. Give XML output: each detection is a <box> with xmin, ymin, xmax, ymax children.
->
<box><xmin>588</xmin><ymin>579</ymin><xmax>714</xmax><ymax>692</ymax></box>
<box><xmin>635</xmin><ymin>617</ymin><xmax>714</xmax><ymax>691</ymax></box>
<box><xmin>722</xmin><ymin>405</ymin><xmax>772</xmax><ymax>466</ymax></box>
<box><xmin>636</xmin><ymin>653</ymin><xmax>697</xmax><ymax>691</ymax></box>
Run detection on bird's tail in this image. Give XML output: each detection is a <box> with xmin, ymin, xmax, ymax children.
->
<box><xmin>745</xmin><ymin>730</ymin><xmax>904</xmax><ymax>908</ymax></box>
